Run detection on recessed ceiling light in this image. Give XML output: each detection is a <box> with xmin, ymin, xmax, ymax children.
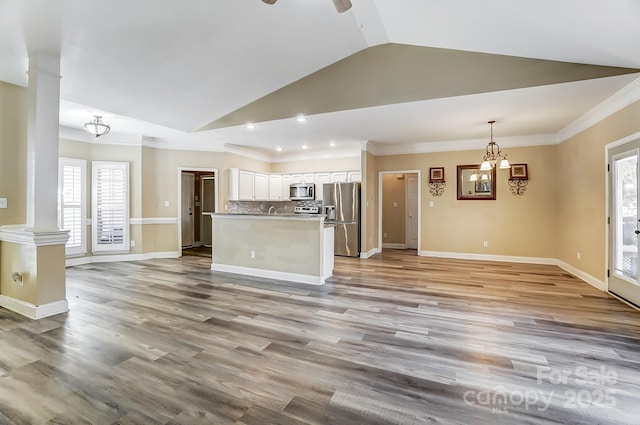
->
<box><xmin>246</xmin><ymin>123</ymin><xmax>255</xmax><ymax>129</ymax></box>
<box><xmin>302</xmin><ymin>145</ymin><xmax>308</xmax><ymax>150</ymax></box>
<box><xmin>329</xmin><ymin>142</ymin><xmax>336</xmax><ymax>147</ymax></box>
<box><xmin>296</xmin><ymin>115</ymin><xmax>307</xmax><ymax>123</ymax></box>
<box><xmin>276</xmin><ymin>147</ymin><xmax>282</xmax><ymax>152</ymax></box>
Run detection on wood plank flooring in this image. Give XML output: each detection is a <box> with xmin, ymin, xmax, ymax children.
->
<box><xmin>1</xmin><ymin>249</ymin><xmax>639</xmax><ymax>424</ymax></box>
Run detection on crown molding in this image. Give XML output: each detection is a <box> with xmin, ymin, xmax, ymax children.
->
<box><xmin>59</xmin><ymin>126</ymin><xmax>143</xmax><ymax>146</ymax></box>
<box><xmin>368</xmin><ymin>134</ymin><xmax>557</xmax><ymax>156</ymax></box>
<box><xmin>224</xmin><ymin>144</ymin><xmax>273</xmax><ymax>162</ymax></box>
<box><xmin>142</xmin><ymin>136</ymin><xmax>226</xmax><ymax>152</ymax></box>
<box><xmin>558</xmin><ymin>75</ymin><xmax>640</xmax><ymax>143</ymax></box>
<box><xmin>270</xmin><ymin>147</ymin><xmax>361</xmax><ymax>163</ymax></box>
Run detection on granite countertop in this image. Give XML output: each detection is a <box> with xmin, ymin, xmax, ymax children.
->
<box><xmin>213</xmin><ymin>212</ymin><xmax>326</xmax><ymax>220</ymax></box>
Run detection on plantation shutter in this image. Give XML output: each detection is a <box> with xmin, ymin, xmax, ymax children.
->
<box><xmin>92</xmin><ymin>161</ymin><xmax>129</xmax><ymax>253</ymax></box>
<box><xmin>58</xmin><ymin>158</ymin><xmax>87</xmax><ymax>256</ymax></box>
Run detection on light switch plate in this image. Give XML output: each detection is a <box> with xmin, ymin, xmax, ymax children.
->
<box><xmin>0</xmin><ymin>198</ymin><xmax>7</xmax><ymax>208</ymax></box>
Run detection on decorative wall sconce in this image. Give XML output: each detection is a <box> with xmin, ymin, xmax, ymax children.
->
<box><xmin>428</xmin><ymin>167</ymin><xmax>446</xmax><ymax>196</ymax></box>
<box><xmin>508</xmin><ymin>163</ymin><xmax>529</xmax><ymax>195</ymax></box>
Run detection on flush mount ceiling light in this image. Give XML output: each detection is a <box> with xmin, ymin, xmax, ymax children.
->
<box><xmin>246</xmin><ymin>123</ymin><xmax>256</xmax><ymax>129</ymax></box>
<box><xmin>480</xmin><ymin>120</ymin><xmax>510</xmax><ymax>171</ymax></box>
<box><xmin>262</xmin><ymin>0</ymin><xmax>352</xmax><ymax>13</ymax></box>
<box><xmin>84</xmin><ymin>115</ymin><xmax>111</xmax><ymax>138</ymax></box>
<box><xmin>296</xmin><ymin>115</ymin><xmax>307</xmax><ymax>122</ymax></box>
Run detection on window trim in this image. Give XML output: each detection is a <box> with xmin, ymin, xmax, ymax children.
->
<box><xmin>58</xmin><ymin>157</ymin><xmax>87</xmax><ymax>256</ymax></box>
<box><xmin>91</xmin><ymin>161</ymin><xmax>130</xmax><ymax>253</ymax></box>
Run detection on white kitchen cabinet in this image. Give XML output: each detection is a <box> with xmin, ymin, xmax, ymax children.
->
<box><xmin>269</xmin><ymin>174</ymin><xmax>283</xmax><ymax>200</ymax></box>
<box><xmin>290</xmin><ymin>174</ymin><xmax>303</xmax><ymax>184</ymax></box>
<box><xmin>303</xmin><ymin>173</ymin><xmax>315</xmax><ymax>184</ymax></box>
<box><xmin>282</xmin><ymin>174</ymin><xmax>292</xmax><ymax>200</ymax></box>
<box><xmin>228</xmin><ymin>168</ymin><xmax>255</xmax><ymax>201</ymax></box>
<box><xmin>254</xmin><ymin>172</ymin><xmax>269</xmax><ymax>200</ymax></box>
<box><xmin>238</xmin><ymin>170</ymin><xmax>255</xmax><ymax>199</ymax></box>
<box><xmin>331</xmin><ymin>171</ymin><xmax>348</xmax><ymax>183</ymax></box>
<box><xmin>229</xmin><ymin>168</ymin><xmax>269</xmax><ymax>200</ymax></box>
<box><xmin>348</xmin><ymin>171</ymin><xmax>361</xmax><ymax>182</ymax></box>
<box><xmin>314</xmin><ymin>172</ymin><xmax>331</xmax><ymax>201</ymax></box>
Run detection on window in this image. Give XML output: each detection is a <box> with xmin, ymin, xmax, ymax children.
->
<box><xmin>92</xmin><ymin>161</ymin><xmax>130</xmax><ymax>253</ymax></box>
<box><xmin>58</xmin><ymin>158</ymin><xmax>87</xmax><ymax>256</ymax></box>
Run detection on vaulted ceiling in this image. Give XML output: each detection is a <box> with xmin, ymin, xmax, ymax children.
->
<box><xmin>2</xmin><ymin>0</ymin><xmax>639</xmax><ymax>159</ymax></box>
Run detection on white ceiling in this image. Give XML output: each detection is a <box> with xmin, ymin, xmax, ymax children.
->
<box><xmin>2</xmin><ymin>0</ymin><xmax>640</xmax><ymax>160</ymax></box>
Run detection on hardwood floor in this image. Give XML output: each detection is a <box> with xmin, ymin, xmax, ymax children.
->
<box><xmin>1</xmin><ymin>249</ymin><xmax>639</xmax><ymax>424</ymax></box>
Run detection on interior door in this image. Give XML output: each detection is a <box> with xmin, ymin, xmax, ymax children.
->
<box><xmin>181</xmin><ymin>172</ymin><xmax>195</xmax><ymax>248</ymax></box>
<box><xmin>609</xmin><ymin>142</ymin><xmax>640</xmax><ymax>306</ymax></box>
<box><xmin>201</xmin><ymin>176</ymin><xmax>215</xmax><ymax>247</ymax></box>
<box><xmin>406</xmin><ymin>174</ymin><xmax>418</xmax><ymax>249</ymax></box>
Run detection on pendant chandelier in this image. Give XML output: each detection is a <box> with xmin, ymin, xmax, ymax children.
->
<box><xmin>84</xmin><ymin>115</ymin><xmax>111</xmax><ymax>138</ymax></box>
<box><xmin>480</xmin><ymin>120</ymin><xmax>510</xmax><ymax>171</ymax></box>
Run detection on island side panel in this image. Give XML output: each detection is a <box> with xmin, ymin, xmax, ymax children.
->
<box><xmin>212</xmin><ymin>216</ymin><xmax>321</xmax><ymax>278</ymax></box>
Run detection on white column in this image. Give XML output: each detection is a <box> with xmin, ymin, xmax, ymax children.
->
<box><xmin>26</xmin><ymin>52</ymin><xmax>61</xmax><ymax>231</ymax></box>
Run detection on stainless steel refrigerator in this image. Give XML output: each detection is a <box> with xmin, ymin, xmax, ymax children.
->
<box><xmin>323</xmin><ymin>182</ymin><xmax>361</xmax><ymax>257</ymax></box>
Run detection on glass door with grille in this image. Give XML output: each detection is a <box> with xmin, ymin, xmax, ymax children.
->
<box><xmin>609</xmin><ymin>143</ymin><xmax>640</xmax><ymax>306</ymax></box>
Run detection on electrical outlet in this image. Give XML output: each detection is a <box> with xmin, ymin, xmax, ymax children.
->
<box><xmin>393</xmin><ymin>201</ymin><xmax>398</xmax><ymax>207</ymax></box>
<box><xmin>429</xmin><ymin>201</ymin><xmax>434</xmax><ymax>208</ymax></box>
<box><xmin>577</xmin><ymin>252</ymin><xmax>581</xmax><ymax>260</ymax></box>
<box><xmin>130</xmin><ymin>240</ymin><xmax>136</xmax><ymax>247</ymax></box>
<box><xmin>250</xmin><ymin>250</ymin><xmax>256</xmax><ymax>259</ymax></box>
<box><xmin>383</xmin><ymin>232</ymin><xmax>387</xmax><ymax>238</ymax></box>
<box><xmin>164</xmin><ymin>200</ymin><xmax>170</xmax><ymax>207</ymax></box>
<box><xmin>483</xmin><ymin>241</ymin><xmax>488</xmax><ymax>247</ymax></box>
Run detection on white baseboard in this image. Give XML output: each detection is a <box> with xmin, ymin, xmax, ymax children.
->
<box><xmin>556</xmin><ymin>260</ymin><xmax>607</xmax><ymax>292</ymax></box>
<box><xmin>211</xmin><ymin>263</ymin><xmax>326</xmax><ymax>285</ymax></box>
<box><xmin>360</xmin><ymin>247</ymin><xmax>382</xmax><ymax>258</ymax></box>
<box><xmin>419</xmin><ymin>250</ymin><xmax>557</xmax><ymax>265</ymax></box>
<box><xmin>0</xmin><ymin>296</ymin><xmax>68</xmax><ymax>320</ymax></box>
<box><xmin>382</xmin><ymin>243</ymin><xmax>407</xmax><ymax>249</ymax></box>
<box><xmin>419</xmin><ymin>250</ymin><xmax>606</xmax><ymax>292</ymax></box>
<box><xmin>66</xmin><ymin>251</ymin><xmax>180</xmax><ymax>267</ymax></box>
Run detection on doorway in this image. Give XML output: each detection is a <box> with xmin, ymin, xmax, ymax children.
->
<box><xmin>378</xmin><ymin>171</ymin><xmax>421</xmax><ymax>253</ymax></box>
<box><xmin>178</xmin><ymin>168</ymin><xmax>217</xmax><ymax>257</ymax></box>
<box><xmin>608</xmin><ymin>140</ymin><xmax>640</xmax><ymax>307</ymax></box>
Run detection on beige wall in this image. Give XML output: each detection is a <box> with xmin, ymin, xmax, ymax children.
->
<box><xmin>558</xmin><ymin>100</ymin><xmax>640</xmax><ymax>281</ymax></box>
<box><xmin>0</xmin><ymin>82</ymin><xmax>27</xmax><ymax>225</ymax></box>
<box><xmin>382</xmin><ymin>174</ymin><xmax>407</xmax><ymax>244</ymax></box>
<box><xmin>60</xmin><ymin>139</ymin><xmax>144</xmax><ymax>255</ymax></box>
<box><xmin>271</xmin><ymin>156</ymin><xmax>361</xmax><ymax>173</ymax></box>
<box><xmin>374</xmin><ymin>144</ymin><xmax>558</xmax><ymax>258</ymax></box>
<box><xmin>0</xmin><ymin>243</ymin><xmax>65</xmax><ymax>305</ymax></box>
<box><xmin>361</xmin><ymin>151</ymin><xmax>378</xmax><ymax>254</ymax></box>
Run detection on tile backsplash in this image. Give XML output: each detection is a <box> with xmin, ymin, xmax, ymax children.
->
<box><xmin>227</xmin><ymin>200</ymin><xmax>323</xmax><ymax>214</ymax></box>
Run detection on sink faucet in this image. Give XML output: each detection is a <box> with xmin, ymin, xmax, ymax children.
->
<box><xmin>268</xmin><ymin>205</ymin><xmax>276</xmax><ymax>215</ymax></box>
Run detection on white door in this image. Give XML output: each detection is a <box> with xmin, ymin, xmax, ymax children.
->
<box><xmin>609</xmin><ymin>142</ymin><xmax>640</xmax><ymax>306</ymax></box>
<box><xmin>201</xmin><ymin>176</ymin><xmax>215</xmax><ymax>247</ymax></box>
<box><xmin>181</xmin><ymin>172</ymin><xmax>195</xmax><ymax>248</ymax></box>
<box><xmin>405</xmin><ymin>174</ymin><xmax>419</xmax><ymax>249</ymax></box>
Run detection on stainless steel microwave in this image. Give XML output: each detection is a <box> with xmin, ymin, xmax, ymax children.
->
<box><xmin>289</xmin><ymin>183</ymin><xmax>315</xmax><ymax>200</ymax></box>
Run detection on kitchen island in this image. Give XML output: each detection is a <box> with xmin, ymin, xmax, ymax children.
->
<box><xmin>211</xmin><ymin>213</ymin><xmax>334</xmax><ymax>285</ymax></box>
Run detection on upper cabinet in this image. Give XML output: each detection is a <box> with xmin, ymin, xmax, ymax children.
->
<box><xmin>254</xmin><ymin>172</ymin><xmax>269</xmax><ymax>200</ymax></box>
<box><xmin>331</xmin><ymin>172</ymin><xmax>348</xmax><ymax>183</ymax></box>
<box><xmin>229</xmin><ymin>168</ymin><xmax>361</xmax><ymax>201</ymax></box>
<box><xmin>314</xmin><ymin>172</ymin><xmax>331</xmax><ymax>201</ymax></box>
<box><xmin>228</xmin><ymin>168</ymin><xmax>268</xmax><ymax>201</ymax></box>
<box><xmin>269</xmin><ymin>174</ymin><xmax>284</xmax><ymax>201</ymax></box>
